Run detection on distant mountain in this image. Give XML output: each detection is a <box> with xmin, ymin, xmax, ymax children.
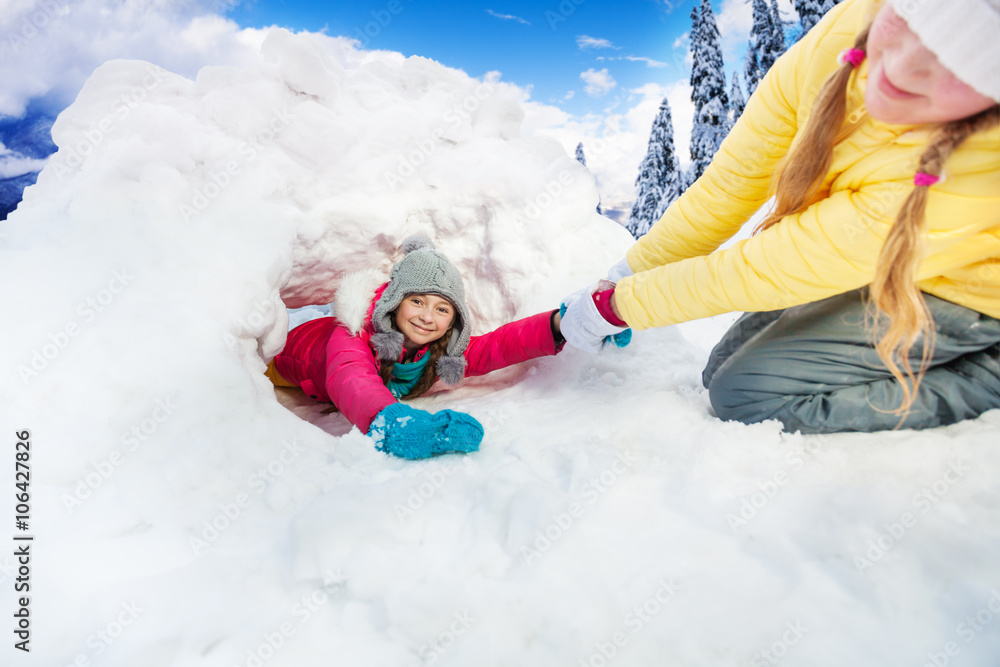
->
<box><xmin>0</xmin><ymin>110</ymin><xmax>58</xmax><ymax>220</ymax></box>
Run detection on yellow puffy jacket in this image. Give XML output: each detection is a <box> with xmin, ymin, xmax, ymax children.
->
<box><xmin>615</xmin><ymin>0</ymin><xmax>1000</xmax><ymax>330</ymax></box>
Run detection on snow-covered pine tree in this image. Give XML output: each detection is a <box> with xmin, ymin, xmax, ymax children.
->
<box><xmin>689</xmin><ymin>3</ymin><xmax>717</xmax><ymax>117</ymax></box>
<box><xmin>688</xmin><ymin>0</ymin><xmax>729</xmax><ymax>186</ymax></box>
<box><xmin>688</xmin><ymin>96</ymin><xmax>729</xmax><ymax>189</ymax></box>
<box><xmin>575</xmin><ymin>142</ymin><xmax>603</xmax><ymax>215</ymax></box>
<box><xmin>795</xmin><ymin>0</ymin><xmax>840</xmax><ymax>40</ymax></box>
<box><xmin>769</xmin><ymin>0</ymin><xmax>788</xmax><ymax>63</ymax></box>
<box><xmin>729</xmin><ymin>71</ymin><xmax>747</xmax><ymax>125</ymax></box>
<box><xmin>744</xmin><ymin>0</ymin><xmax>772</xmax><ymax>96</ymax></box>
<box><xmin>745</xmin><ymin>0</ymin><xmax>787</xmax><ymax>96</ymax></box>
<box><xmin>688</xmin><ymin>5</ymin><xmax>702</xmax><ymax>103</ymax></box>
<box><xmin>626</xmin><ymin>98</ymin><xmax>681</xmax><ymax>239</ymax></box>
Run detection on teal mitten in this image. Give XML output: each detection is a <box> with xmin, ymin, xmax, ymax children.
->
<box><xmin>430</xmin><ymin>409</ymin><xmax>484</xmax><ymax>454</ymax></box>
<box><xmin>367</xmin><ymin>403</ymin><xmax>483</xmax><ymax>460</ymax></box>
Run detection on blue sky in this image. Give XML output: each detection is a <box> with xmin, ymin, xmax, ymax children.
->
<box><xmin>226</xmin><ymin>0</ymin><xmax>698</xmax><ymax>116</ymax></box>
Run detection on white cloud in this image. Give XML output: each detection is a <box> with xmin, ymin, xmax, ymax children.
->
<box><xmin>485</xmin><ymin>9</ymin><xmax>531</xmax><ymax>25</ymax></box>
<box><xmin>597</xmin><ymin>55</ymin><xmax>669</xmax><ymax>68</ymax></box>
<box><xmin>716</xmin><ymin>0</ymin><xmax>756</xmax><ymax>41</ymax></box>
<box><xmin>0</xmin><ymin>139</ymin><xmax>50</xmax><ymax>176</ymax></box>
<box><xmin>0</xmin><ymin>154</ymin><xmax>49</xmax><ymax>178</ymax></box>
<box><xmin>511</xmin><ymin>54</ymin><xmax>698</xmax><ymax>214</ymax></box>
<box><xmin>576</xmin><ymin>35</ymin><xmax>618</xmax><ymax>50</ymax></box>
<box><xmin>521</xmin><ymin>77</ymin><xmax>695</xmax><ymax>215</ymax></box>
<box><xmin>564</xmin><ymin>90</ymin><xmax>575</xmax><ymax>100</ymax></box>
<box><xmin>580</xmin><ymin>68</ymin><xmax>617</xmax><ymax>97</ymax></box>
<box><xmin>0</xmin><ymin>0</ymin><xmax>270</xmax><ymax>117</ymax></box>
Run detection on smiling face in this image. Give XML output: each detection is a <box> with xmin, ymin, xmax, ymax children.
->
<box><xmin>864</xmin><ymin>4</ymin><xmax>996</xmax><ymax>125</ymax></box>
<box><xmin>393</xmin><ymin>293</ymin><xmax>456</xmax><ymax>351</ymax></box>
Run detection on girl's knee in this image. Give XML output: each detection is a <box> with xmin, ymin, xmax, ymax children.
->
<box><xmin>707</xmin><ymin>361</ymin><xmax>766</xmax><ymax>425</ymax></box>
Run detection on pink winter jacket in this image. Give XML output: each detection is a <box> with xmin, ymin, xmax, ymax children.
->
<box><xmin>272</xmin><ymin>283</ymin><xmax>563</xmax><ymax>432</ymax></box>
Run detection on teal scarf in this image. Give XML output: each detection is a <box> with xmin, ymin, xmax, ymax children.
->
<box><xmin>388</xmin><ymin>351</ymin><xmax>431</xmax><ymax>398</ymax></box>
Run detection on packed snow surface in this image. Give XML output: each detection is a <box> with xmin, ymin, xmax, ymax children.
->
<box><xmin>2</xmin><ymin>28</ymin><xmax>999</xmax><ymax>667</ymax></box>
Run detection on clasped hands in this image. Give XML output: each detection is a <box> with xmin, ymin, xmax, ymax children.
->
<box><xmin>559</xmin><ymin>258</ymin><xmax>633</xmax><ymax>353</ymax></box>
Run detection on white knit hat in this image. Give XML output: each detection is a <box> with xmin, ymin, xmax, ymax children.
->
<box><xmin>888</xmin><ymin>0</ymin><xmax>1000</xmax><ymax>102</ymax></box>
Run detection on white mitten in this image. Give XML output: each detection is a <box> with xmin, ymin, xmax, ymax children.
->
<box><xmin>560</xmin><ymin>280</ymin><xmax>630</xmax><ymax>354</ymax></box>
<box><xmin>607</xmin><ymin>258</ymin><xmax>634</xmax><ymax>282</ymax></box>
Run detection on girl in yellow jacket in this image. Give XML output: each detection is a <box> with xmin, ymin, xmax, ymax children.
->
<box><xmin>561</xmin><ymin>0</ymin><xmax>1000</xmax><ymax>432</ymax></box>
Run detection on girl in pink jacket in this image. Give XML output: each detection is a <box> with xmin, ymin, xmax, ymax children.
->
<box><xmin>266</xmin><ymin>236</ymin><xmax>565</xmax><ymax>459</ymax></box>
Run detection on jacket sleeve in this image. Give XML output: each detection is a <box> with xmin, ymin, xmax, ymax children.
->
<box><xmin>617</xmin><ymin>135</ymin><xmax>1000</xmax><ymax>328</ymax></box>
<box><xmin>614</xmin><ymin>0</ymin><xmax>886</xmax><ymax>328</ymax></box>
<box><xmin>324</xmin><ymin>325</ymin><xmax>396</xmax><ymax>433</ymax></box>
<box><xmin>616</xmin><ymin>182</ymin><xmax>900</xmax><ymax>327</ymax></box>
<box><xmin>624</xmin><ymin>0</ymin><xmax>860</xmax><ymax>275</ymax></box>
<box><xmin>463</xmin><ymin>311</ymin><xmax>563</xmax><ymax>378</ymax></box>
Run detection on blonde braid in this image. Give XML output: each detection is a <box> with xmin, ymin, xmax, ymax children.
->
<box><xmin>755</xmin><ymin>26</ymin><xmax>871</xmax><ymax>234</ymax></box>
<box><xmin>870</xmin><ymin>106</ymin><xmax>1000</xmax><ymax>418</ymax></box>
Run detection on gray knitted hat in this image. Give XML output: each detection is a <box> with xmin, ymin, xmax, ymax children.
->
<box><xmin>370</xmin><ymin>235</ymin><xmax>470</xmax><ymax>384</ymax></box>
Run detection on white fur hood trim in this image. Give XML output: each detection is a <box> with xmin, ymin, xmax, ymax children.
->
<box><xmin>332</xmin><ymin>269</ymin><xmax>388</xmax><ymax>335</ymax></box>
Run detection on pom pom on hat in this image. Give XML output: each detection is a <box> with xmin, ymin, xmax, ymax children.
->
<box><xmin>401</xmin><ymin>235</ymin><xmax>435</xmax><ymax>254</ymax></box>
<box><xmin>435</xmin><ymin>355</ymin><xmax>467</xmax><ymax>385</ymax></box>
<box><xmin>370</xmin><ymin>330</ymin><xmax>405</xmax><ymax>361</ymax></box>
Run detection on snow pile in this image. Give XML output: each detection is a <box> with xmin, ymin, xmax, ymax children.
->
<box><xmin>2</xmin><ymin>26</ymin><xmax>1000</xmax><ymax>667</ymax></box>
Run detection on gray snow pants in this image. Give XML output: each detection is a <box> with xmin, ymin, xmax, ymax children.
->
<box><xmin>702</xmin><ymin>288</ymin><xmax>1000</xmax><ymax>433</ymax></box>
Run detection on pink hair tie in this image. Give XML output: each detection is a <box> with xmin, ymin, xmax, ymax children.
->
<box><xmin>914</xmin><ymin>172</ymin><xmax>940</xmax><ymax>187</ymax></box>
<box><xmin>837</xmin><ymin>48</ymin><xmax>866</xmax><ymax>68</ymax></box>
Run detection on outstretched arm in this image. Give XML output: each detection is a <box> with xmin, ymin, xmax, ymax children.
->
<box><xmin>625</xmin><ymin>0</ymin><xmax>858</xmax><ymax>273</ymax></box>
<box><xmin>323</xmin><ymin>325</ymin><xmax>397</xmax><ymax>432</ymax></box>
<box><xmin>463</xmin><ymin>310</ymin><xmax>564</xmax><ymax>378</ymax></box>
